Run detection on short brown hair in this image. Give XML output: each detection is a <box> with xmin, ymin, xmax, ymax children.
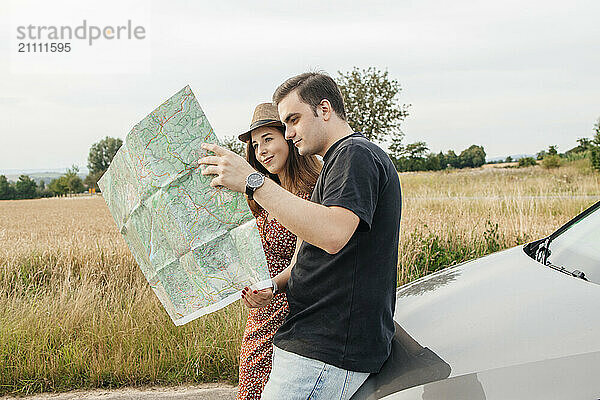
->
<box><xmin>245</xmin><ymin>126</ymin><xmax>321</xmax><ymax>215</ymax></box>
<box><xmin>272</xmin><ymin>72</ymin><xmax>347</xmax><ymax>121</ymax></box>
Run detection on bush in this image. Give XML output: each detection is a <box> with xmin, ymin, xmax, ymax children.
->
<box><xmin>541</xmin><ymin>154</ymin><xmax>562</xmax><ymax>169</ymax></box>
<box><xmin>591</xmin><ymin>147</ymin><xmax>600</xmax><ymax>172</ymax></box>
<box><xmin>565</xmin><ymin>150</ymin><xmax>590</xmax><ymax>162</ymax></box>
<box><xmin>518</xmin><ymin>157</ymin><xmax>537</xmax><ymax>167</ymax></box>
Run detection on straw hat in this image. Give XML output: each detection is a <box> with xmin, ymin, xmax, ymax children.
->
<box><xmin>238</xmin><ymin>103</ymin><xmax>284</xmax><ymax>142</ymax></box>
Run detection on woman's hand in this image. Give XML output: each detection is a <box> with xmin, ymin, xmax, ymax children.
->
<box><xmin>241</xmin><ymin>286</ymin><xmax>274</xmax><ymax>308</ymax></box>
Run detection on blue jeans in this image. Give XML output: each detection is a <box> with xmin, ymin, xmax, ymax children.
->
<box><xmin>261</xmin><ymin>345</ymin><xmax>370</xmax><ymax>400</ymax></box>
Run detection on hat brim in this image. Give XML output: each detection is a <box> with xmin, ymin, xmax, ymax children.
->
<box><xmin>238</xmin><ymin>119</ymin><xmax>284</xmax><ymax>142</ymax></box>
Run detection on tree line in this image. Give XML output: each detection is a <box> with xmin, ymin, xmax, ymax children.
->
<box><xmin>389</xmin><ymin>143</ymin><xmax>487</xmax><ymax>172</ymax></box>
<box><xmin>0</xmin><ymin>166</ymin><xmax>86</xmax><ymax>200</ymax></box>
<box><xmin>3</xmin><ymin>68</ymin><xmax>597</xmax><ymax>201</ymax></box>
<box><xmin>223</xmin><ymin>67</ymin><xmax>489</xmax><ymax>172</ymax></box>
<box><xmin>0</xmin><ymin>135</ymin><xmax>121</xmax><ymax>200</ymax></box>
<box><xmin>525</xmin><ymin>119</ymin><xmax>600</xmax><ymax>171</ymax></box>
<box><xmin>0</xmin><ymin>174</ymin><xmax>44</xmax><ymax>200</ymax></box>
<box><xmin>339</xmin><ymin>68</ymin><xmax>486</xmax><ymax>172</ymax></box>
<box><xmin>563</xmin><ymin>119</ymin><xmax>600</xmax><ymax>171</ymax></box>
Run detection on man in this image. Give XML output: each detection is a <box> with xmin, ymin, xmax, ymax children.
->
<box><xmin>199</xmin><ymin>72</ymin><xmax>401</xmax><ymax>399</ymax></box>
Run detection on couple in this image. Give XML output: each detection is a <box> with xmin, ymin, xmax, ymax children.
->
<box><xmin>200</xmin><ymin>72</ymin><xmax>402</xmax><ymax>400</ymax></box>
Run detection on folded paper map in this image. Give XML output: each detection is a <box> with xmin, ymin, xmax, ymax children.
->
<box><xmin>98</xmin><ymin>85</ymin><xmax>271</xmax><ymax>325</ymax></box>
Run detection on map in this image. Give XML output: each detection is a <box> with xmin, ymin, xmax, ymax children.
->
<box><xmin>98</xmin><ymin>85</ymin><xmax>271</xmax><ymax>326</ymax></box>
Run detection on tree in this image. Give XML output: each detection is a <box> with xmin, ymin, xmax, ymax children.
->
<box><xmin>445</xmin><ymin>150</ymin><xmax>459</xmax><ymax>168</ymax></box>
<box><xmin>402</xmin><ymin>142</ymin><xmax>429</xmax><ymax>159</ymax></box>
<box><xmin>221</xmin><ymin>135</ymin><xmax>245</xmax><ymax>157</ymax></box>
<box><xmin>393</xmin><ymin>141</ymin><xmax>429</xmax><ymax>171</ymax></box>
<box><xmin>84</xmin><ymin>171</ymin><xmax>103</xmax><ymax>190</ymax></box>
<box><xmin>425</xmin><ymin>152</ymin><xmax>444</xmax><ymax>171</ymax></box>
<box><xmin>592</xmin><ymin>118</ymin><xmax>600</xmax><ymax>147</ymax></box>
<box><xmin>337</xmin><ymin>67</ymin><xmax>410</xmax><ymax>144</ymax></box>
<box><xmin>566</xmin><ymin>137</ymin><xmax>592</xmax><ymax>157</ymax></box>
<box><xmin>47</xmin><ymin>166</ymin><xmax>84</xmax><ymax>196</ymax></box>
<box><xmin>65</xmin><ymin>165</ymin><xmax>85</xmax><ymax>194</ymax></box>
<box><xmin>542</xmin><ymin>155</ymin><xmax>562</xmax><ymax>169</ymax></box>
<box><xmin>590</xmin><ymin>118</ymin><xmax>600</xmax><ymax>172</ymax></box>
<box><xmin>591</xmin><ymin>147</ymin><xmax>600</xmax><ymax>172</ymax></box>
<box><xmin>48</xmin><ymin>176</ymin><xmax>69</xmax><ymax>196</ymax></box>
<box><xmin>548</xmin><ymin>145</ymin><xmax>558</xmax><ymax>156</ymax></box>
<box><xmin>86</xmin><ymin>136</ymin><xmax>123</xmax><ymax>189</ymax></box>
<box><xmin>505</xmin><ymin>156</ymin><xmax>513</xmax><ymax>163</ymax></box>
<box><xmin>15</xmin><ymin>175</ymin><xmax>37</xmax><ymax>199</ymax></box>
<box><xmin>0</xmin><ymin>175</ymin><xmax>15</xmax><ymax>200</ymax></box>
<box><xmin>436</xmin><ymin>152</ymin><xmax>447</xmax><ymax>169</ymax></box>
<box><xmin>458</xmin><ymin>145</ymin><xmax>486</xmax><ymax>168</ymax></box>
<box><xmin>37</xmin><ymin>179</ymin><xmax>51</xmax><ymax>198</ymax></box>
<box><xmin>388</xmin><ymin>135</ymin><xmax>405</xmax><ymax>161</ymax></box>
<box><xmin>577</xmin><ymin>137</ymin><xmax>592</xmax><ymax>151</ymax></box>
<box><xmin>518</xmin><ymin>157</ymin><xmax>537</xmax><ymax>167</ymax></box>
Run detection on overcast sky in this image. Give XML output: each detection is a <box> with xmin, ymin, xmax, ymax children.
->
<box><xmin>1</xmin><ymin>0</ymin><xmax>599</xmax><ymax>172</ymax></box>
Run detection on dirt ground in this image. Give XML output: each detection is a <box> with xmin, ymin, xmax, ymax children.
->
<box><xmin>0</xmin><ymin>384</ymin><xmax>237</xmax><ymax>400</ymax></box>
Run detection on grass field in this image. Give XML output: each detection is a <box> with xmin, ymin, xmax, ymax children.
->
<box><xmin>1</xmin><ymin>162</ymin><xmax>599</xmax><ymax>395</ymax></box>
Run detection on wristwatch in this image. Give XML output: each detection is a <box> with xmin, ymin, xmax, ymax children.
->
<box><xmin>245</xmin><ymin>172</ymin><xmax>265</xmax><ymax>200</ymax></box>
<box><xmin>271</xmin><ymin>278</ymin><xmax>279</xmax><ymax>295</ymax></box>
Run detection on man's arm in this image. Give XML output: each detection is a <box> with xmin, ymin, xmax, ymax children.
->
<box><xmin>252</xmin><ymin>179</ymin><xmax>358</xmax><ymax>254</ymax></box>
<box><xmin>199</xmin><ymin>143</ymin><xmax>359</xmax><ymax>254</ymax></box>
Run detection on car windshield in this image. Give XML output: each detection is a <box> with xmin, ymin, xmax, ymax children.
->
<box><xmin>546</xmin><ymin>205</ymin><xmax>600</xmax><ymax>285</ymax></box>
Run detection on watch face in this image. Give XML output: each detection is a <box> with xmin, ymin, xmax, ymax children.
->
<box><xmin>247</xmin><ymin>172</ymin><xmax>264</xmax><ymax>188</ymax></box>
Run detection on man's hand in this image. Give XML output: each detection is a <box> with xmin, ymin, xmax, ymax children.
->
<box><xmin>198</xmin><ymin>143</ymin><xmax>255</xmax><ymax>193</ymax></box>
<box><xmin>241</xmin><ymin>286</ymin><xmax>274</xmax><ymax>308</ymax></box>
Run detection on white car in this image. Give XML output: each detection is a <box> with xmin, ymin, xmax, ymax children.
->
<box><xmin>352</xmin><ymin>200</ymin><xmax>600</xmax><ymax>399</ymax></box>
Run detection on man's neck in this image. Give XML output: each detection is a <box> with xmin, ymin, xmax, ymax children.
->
<box><xmin>318</xmin><ymin>122</ymin><xmax>355</xmax><ymax>157</ymax></box>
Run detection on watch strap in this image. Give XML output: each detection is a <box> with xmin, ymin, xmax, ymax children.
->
<box><xmin>245</xmin><ymin>184</ymin><xmax>254</xmax><ymax>200</ymax></box>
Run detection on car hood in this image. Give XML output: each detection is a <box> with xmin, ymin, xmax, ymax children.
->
<box><xmin>393</xmin><ymin>246</ymin><xmax>600</xmax><ymax>379</ymax></box>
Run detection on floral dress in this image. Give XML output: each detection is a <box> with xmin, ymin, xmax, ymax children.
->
<box><xmin>237</xmin><ymin>192</ymin><xmax>311</xmax><ymax>400</ymax></box>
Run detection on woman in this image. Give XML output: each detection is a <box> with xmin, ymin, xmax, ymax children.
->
<box><xmin>236</xmin><ymin>103</ymin><xmax>321</xmax><ymax>400</ymax></box>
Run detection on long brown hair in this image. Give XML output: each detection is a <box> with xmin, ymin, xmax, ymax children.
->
<box><xmin>245</xmin><ymin>126</ymin><xmax>322</xmax><ymax>215</ymax></box>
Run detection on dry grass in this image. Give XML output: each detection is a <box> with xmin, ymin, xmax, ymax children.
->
<box><xmin>1</xmin><ymin>163</ymin><xmax>599</xmax><ymax>395</ymax></box>
<box><xmin>397</xmin><ymin>163</ymin><xmax>600</xmax><ymax>283</ymax></box>
<box><xmin>0</xmin><ymin>197</ymin><xmax>247</xmax><ymax>395</ymax></box>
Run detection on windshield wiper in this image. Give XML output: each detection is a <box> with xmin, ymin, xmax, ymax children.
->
<box><xmin>545</xmin><ymin>261</ymin><xmax>588</xmax><ymax>281</ymax></box>
<box><xmin>535</xmin><ymin>238</ymin><xmax>588</xmax><ymax>281</ymax></box>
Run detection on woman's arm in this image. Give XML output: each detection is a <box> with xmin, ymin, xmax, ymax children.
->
<box><xmin>241</xmin><ymin>237</ymin><xmax>302</xmax><ymax>308</ymax></box>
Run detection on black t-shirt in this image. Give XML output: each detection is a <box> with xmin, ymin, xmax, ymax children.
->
<box><xmin>273</xmin><ymin>132</ymin><xmax>402</xmax><ymax>373</ymax></box>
